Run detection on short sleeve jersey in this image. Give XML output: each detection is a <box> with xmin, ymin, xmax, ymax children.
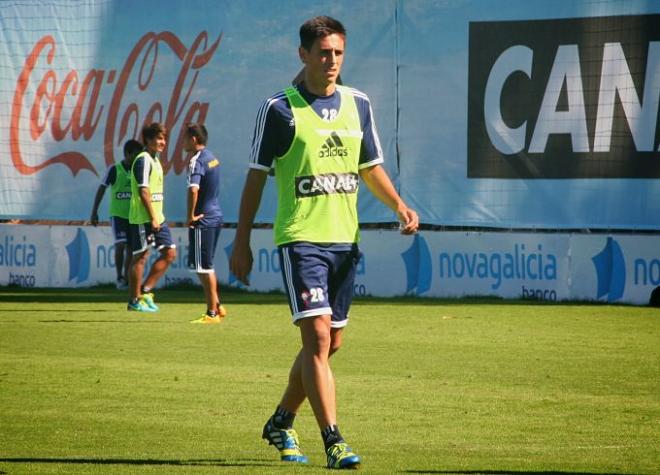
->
<box><xmin>249</xmin><ymin>83</ymin><xmax>384</xmax><ymax>172</ymax></box>
<box><xmin>248</xmin><ymin>83</ymin><xmax>384</xmax><ymax>248</ymax></box>
<box><xmin>187</xmin><ymin>148</ymin><xmax>223</xmax><ymax>227</ymax></box>
<box><xmin>101</xmin><ymin>164</ymin><xmax>118</xmax><ymax>188</ymax></box>
<box><xmin>130</xmin><ymin>151</ymin><xmax>165</xmax><ymax>225</ymax></box>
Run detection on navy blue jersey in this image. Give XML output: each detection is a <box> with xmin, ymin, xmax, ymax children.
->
<box><xmin>249</xmin><ymin>83</ymin><xmax>384</xmax><ymax>171</ymax></box>
<box><xmin>187</xmin><ymin>148</ymin><xmax>223</xmax><ymax>227</ymax></box>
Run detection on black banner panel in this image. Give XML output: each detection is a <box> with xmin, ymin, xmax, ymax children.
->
<box><xmin>468</xmin><ymin>14</ymin><xmax>660</xmax><ymax>178</ymax></box>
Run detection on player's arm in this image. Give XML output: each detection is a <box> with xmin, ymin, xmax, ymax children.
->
<box><xmin>133</xmin><ymin>156</ymin><xmax>160</xmax><ymax>231</ymax></box>
<box><xmin>187</xmin><ymin>186</ymin><xmax>202</xmax><ymax>227</ymax></box>
<box><xmin>138</xmin><ymin>185</ymin><xmax>160</xmax><ymax>231</ymax></box>
<box><xmin>359</xmin><ymin>164</ymin><xmax>419</xmax><ymax>235</ymax></box>
<box><xmin>230</xmin><ymin>96</ymin><xmax>286</xmax><ymax>284</ymax></box>
<box><xmin>89</xmin><ymin>185</ymin><xmax>106</xmax><ymax>226</ymax></box>
<box><xmin>186</xmin><ymin>159</ymin><xmax>204</xmax><ymax>226</ymax></box>
<box><xmin>356</xmin><ymin>91</ymin><xmax>418</xmax><ymax>234</ymax></box>
<box><xmin>230</xmin><ymin>169</ymin><xmax>268</xmax><ymax>285</ymax></box>
<box><xmin>90</xmin><ymin>166</ymin><xmax>114</xmax><ymax>226</ymax></box>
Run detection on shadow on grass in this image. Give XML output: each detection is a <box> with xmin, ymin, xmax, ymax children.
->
<box><xmin>0</xmin><ymin>457</ymin><xmax>277</xmax><ymax>469</ymax></box>
<box><xmin>0</xmin><ymin>287</ymin><xmax>288</xmax><ymax>305</ymax></box>
<box><xmin>403</xmin><ymin>470</ymin><xmax>639</xmax><ymax>475</ymax></box>
<box><xmin>0</xmin><ymin>286</ymin><xmax>629</xmax><ymax>307</ymax></box>
<box><xmin>1</xmin><ymin>308</ymin><xmax>113</xmax><ymax>313</ymax></box>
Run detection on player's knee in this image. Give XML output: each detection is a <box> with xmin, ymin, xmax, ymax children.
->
<box><xmin>133</xmin><ymin>251</ymin><xmax>149</xmax><ymax>265</ymax></box>
<box><xmin>329</xmin><ymin>329</ymin><xmax>343</xmax><ymax>356</ymax></box>
<box><xmin>306</xmin><ymin>328</ymin><xmax>331</xmax><ymax>356</ymax></box>
<box><xmin>329</xmin><ymin>340</ymin><xmax>342</xmax><ymax>356</ymax></box>
<box><xmin>163</xmin><ymin>247</ymin><xmax>177</xmax><ymax>263</ymax></box>
<box><xmin>318</xmin><ymin>331</ymin><xmax>332</xmax><ymax>353</ymax></box>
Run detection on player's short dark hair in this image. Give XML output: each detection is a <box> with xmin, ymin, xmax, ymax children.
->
<box><xmin>185</xmin><ymin>123</ymin><xmax>208</xmax><ymax>146</ymax></box>
<box><xmin>299</xmin><ymin>16</ymin><xmax>346</xmax><ymax>51</ymax></box>
<box><xmin>141</xmin><ymin>122</ymin><xmax>167</xmax><ymax>144</ymax></box>
<box><xmin>123</xmin><ymin>139</ymin><xmax>143</xmax><ymax>159</ymax></box>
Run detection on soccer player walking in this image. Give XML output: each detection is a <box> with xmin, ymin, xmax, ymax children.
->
<box><xmin>89</xmin><ymin>139</ymin><xmax>143</xmax><ymax>289</ymax></box>
<box><xmin>183</xmin><ymin>123</ymin><xmax>227</xmax><ymax>323</ymax></box>
<box><xmin>127</xmin><ymin>123</ymin><xmax>177</xmax><ymax>312</ymax></box>
<box><xmin>230</xmin><ymin>16</ymin><xmax>418</xmax><ymax>469</ymax></box>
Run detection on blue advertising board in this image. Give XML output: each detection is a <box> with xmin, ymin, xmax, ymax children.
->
<box><xmin>1</xmin><ymin>0</ymin><xmax>658</xmax><ymax>230</ymax></box>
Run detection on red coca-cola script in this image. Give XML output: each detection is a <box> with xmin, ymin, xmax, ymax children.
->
<box><xmin>10</xmin><ymin>31</ymin><xmax>221</xmax><ymax>177</ymax></box>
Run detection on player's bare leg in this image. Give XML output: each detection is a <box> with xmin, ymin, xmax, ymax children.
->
<box><xmin>279</xmin><ymin>326</ymin><xmax>343</xmax><ymax>417</ymax></box>
<box><xmin>297</xmin><ymin>316</ymin><xmax>359</xmax><ymax>466</ymax></box>
<box><xmin>129</xmin><ymin>250</ymin><xmax>148</xmax><ymax>301</ymax></box>
<box><xmin>197</xmin><ymin>271</ymin><xmax>220</xmax><ymax>315</ymax></box>
<box><xmin>115</xmin><ymin>242</ymin><xmax>126</xmax><ymax>282</ymax></box>
<box><xmin>123</xmin><ymin>246</ymin><xmax>132</xmax><ymax>286</ymax></box>
<box><xmin>142</xmin><ymin>247</ymin><xmax>176</xmax><ymax>291</ymax></box>
<box><xmin>297</xmin><ymin>315</ymin><xmax>335</xmax><ymax>428</ymax></box>
<box><xmin>127</xmin><ymin>249</ymin><xmax>155</xmax><ymax>312</ymax></box>
<box><xmin>261</xmin><ymin>315</ymin><xmax>336</xmax><ymax>464</ymax></box>
<box><xmin>114</xmin><ymin>242</ymin><xmax>130</xmax><ymax>289</ymax></box>
<box><xmin>189</xmin><ymin>271</ymin><xmax>227</xmax><ymax>324</ymax></box>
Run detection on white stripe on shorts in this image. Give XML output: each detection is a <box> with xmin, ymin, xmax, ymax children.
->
<box><xmin>292</xmin><ymin>307</ymin><xmax>334</xmax><ymax>325</ymax></box>
<box><xmin>281</xmin><ymin>246</ymin><xmax>299</xmax><ymax>316</ymax></box>
<box><xmin>187</xmin><ymin>227</ymin><xmax>211</xmax><ymax>274</ymax></box>
<box><xmin>131</xmin><ymin>223</ymin><xmax>149</xmax><ymax>255</ymax></box>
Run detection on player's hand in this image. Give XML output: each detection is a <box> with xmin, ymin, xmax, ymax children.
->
<box><xmin>230</xmin><ymin>242</ymin><xmax>253</xmax><ymax>286</ymax></box>
<box><xmin>151</xmin><ymin>218</ymin><xmax>161</xmax><ymax>232</ymax></box>
<box><xmin>397</xmin><ymin>207</ymin><xmax>419</xmax><ymax>235</ymax></box>
<box><xmin>188</xmin><ymin>213</ymin><xmax>204</xmax><ymax>227</ymax></box>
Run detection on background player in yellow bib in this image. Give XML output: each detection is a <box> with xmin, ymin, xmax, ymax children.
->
<box><xmin>89</xmin><ymin>139</ymin><xmax>143</xmax><ymax>290</ymax></box>
<box><xmin>127</xmin><ymin>123</ymin><xmax>177</xmax><ymax>313</ymax></box>
<box><xmin>230</xmin><ymin>16</ymin><xmax>419</xmax><ymax>469</ymax></box>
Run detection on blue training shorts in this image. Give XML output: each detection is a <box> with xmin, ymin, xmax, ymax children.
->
<box><xmin>129</xmin><ymin>221</ymin><xmax>175</xmax><ymax>255</ymax></box>
<box><xmin>278</xmin><ymin>242</ymin><xmax>362</xmax><ymax>328</ymax></box>
<box><xmin>188</xmin><ymin>225</ymin><xmax>221</xmax><ymax>273</ymax></box>
<box><xmin>110</xmin><ymin>216</ymin><xmax>129</xmax><ymax>244</ymax></box>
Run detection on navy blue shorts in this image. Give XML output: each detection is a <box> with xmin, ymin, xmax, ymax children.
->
<box><xmin>110</xmin><ymin>216</ymin><xmax>129</xmax><ymax>243</ymax></box>
<box><xmin>188</xmin><ymin>225</ymin><xmax>221</xmax><ymax>273</ymax></box>
<box><xmin>278</xmin><ymin>242</ymin><xmax>361</xmax><ymax>328</ymax></box>
<box><xmin>129</xmin><ymin>221</ymin><xmax>175</xmax><ymax>255</ymax></box>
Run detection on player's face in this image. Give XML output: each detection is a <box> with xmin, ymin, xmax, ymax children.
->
<box><xmin>146</xmin><ymin>132</ymin><xmax>167</xmax><ymax>154</ymax></box>
<box><xmin>300</xmin><ymin>33</ymin><xmax>345</xmax><ymax>92</ymax></box>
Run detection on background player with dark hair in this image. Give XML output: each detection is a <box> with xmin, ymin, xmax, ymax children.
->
<box><xmin>184</xmin><ymin>123</ymin><xmax>227</xmax><ymax>323</ymax></box>
<box><xmin>90</xmin><ymin>139</ymin><xmax>143</xmax><ymax>289</ymax></box>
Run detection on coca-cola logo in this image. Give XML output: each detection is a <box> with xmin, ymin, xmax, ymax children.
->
<box><xmin>10</xmin><ymin>30</ymin><xmax>221</xmax><ymax>177</ymax></box>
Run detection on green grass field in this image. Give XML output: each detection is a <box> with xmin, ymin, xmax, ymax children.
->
<box><xmin>1</xmin><ymin>287</ymin><xmax>659</xmax><ymax>474</ymax></box>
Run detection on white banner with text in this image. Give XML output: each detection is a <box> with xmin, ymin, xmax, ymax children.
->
<box><xmin>1</xmin><ymin>224</ymin><xmax>657</xmax><ymax>305</ymax></box>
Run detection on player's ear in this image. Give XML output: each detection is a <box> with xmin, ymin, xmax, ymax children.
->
<box><xmin>298</xmin><ymin>46</ymin><xmax>307</xmax><ymax>64</ymax></box>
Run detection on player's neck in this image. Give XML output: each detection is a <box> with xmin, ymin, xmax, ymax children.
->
<box><xmin>303</xmin><ymin>78</ymin><xmax>336</xmax><ymax>97</ymax></box>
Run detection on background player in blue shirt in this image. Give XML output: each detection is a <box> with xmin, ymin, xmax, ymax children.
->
<box><xmin>184</xmin><ymin>123</ymin><xmax>226</xmax><ymax>323</ymax></box>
